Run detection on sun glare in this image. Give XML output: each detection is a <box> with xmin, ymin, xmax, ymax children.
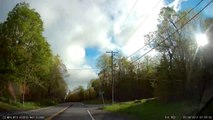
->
<box><xmin>195</xmin><ymin>34</ymin><xmax>208</xmax><ymax>47</ymax></box>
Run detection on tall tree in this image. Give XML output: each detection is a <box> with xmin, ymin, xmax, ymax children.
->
<box><xmin>0</xmin><ymin>2</ymin><xmax>68</xmax><ymax>103</ymax></box>
<box><xmin>145</xmin><ymin>7</ymin><xmax>206</xmax><ymax>101</ymax></box>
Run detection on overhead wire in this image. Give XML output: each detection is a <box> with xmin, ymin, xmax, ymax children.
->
<box><xmin>119</xmin><ymin>0</ymin><xmax>138</xmax><ymax>29</ymax></box>
<box><xmin>127</xmin><ymin>0</ymin><xmax>206</xmax><ymax>59</ymax></box>
<box><xmin>111</xmin><ymin>0</ymin><xmax>162</xmax><ymax>61</ymax></box>
<box><xmin>131</xmin><ymin>0</ymin><xmax>213</xmax><ymax>63</ymax></box>
<box><xmin>125</xmin><ymin>0</ymin><xmax>163</xmax><ymax>58</ymax></box>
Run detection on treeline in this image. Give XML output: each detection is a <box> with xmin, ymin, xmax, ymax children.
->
<box><xmin>0</xmin><ymin>3</ymin><xmax>68</xmax><ymax>104</ymax></box>
<box><xmin>67</xmin><ymin>7</ymin><xmax>213</xmax><ymax>103</ymax></box>
<box><xmin>66</xmin><ymin>86</ymin><xmax>97</xmax><ymax>102</ymax></box>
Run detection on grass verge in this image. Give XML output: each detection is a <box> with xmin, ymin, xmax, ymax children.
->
<box><xmin>0</xmin><ymin>101</ymin><xmax>41</xmax><ymax>112</ymax></box>
<box><xmin>0</xmin><ymin>101</ymin><xmax>20</xmax><ymax>111</ymax></box>
<box><xmin>0</xmin><ymin>101</ymin><xmax>57</xmax><ymax>112</ymax></box>
<box><xmin>103</xmin><ymin>99</ymin><xmax>198</xmax><ymax>120</ymax></box>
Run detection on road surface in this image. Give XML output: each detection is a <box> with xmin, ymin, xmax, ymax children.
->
<box><xmin>0</xmin><ymin>102</ymin><xmax>138</xmax><ymax>120</ymax></box>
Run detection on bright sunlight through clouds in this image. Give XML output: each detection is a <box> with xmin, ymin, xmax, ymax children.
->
<box><xmin>0</xmin><ymin>0</ymin><xmax>204</xmax><ymax>90</ymax></box>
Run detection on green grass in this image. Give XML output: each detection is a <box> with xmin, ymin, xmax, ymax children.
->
<box><xmin>13</xmin><ymin>102</ymin><xmax>41</xmax><ymax>110</ymax></box>
<box><xmin>0</xmin><ymin>101</ymin><xmax>50</xmax><ymax>112</ymax></box>
<box><xmin>104</xmin><ymin>99</ymin><xmax>198</xmax><ymax>120</ymax></box>
<box><xmin>0</xmin><ymin>101</ymin><xmax>20</xmax><ymax>111</ymax></box>
<box><xmin>0</xmin><ymin>96</ymin><xmax>59</xmax><ymax>112</ymax></box>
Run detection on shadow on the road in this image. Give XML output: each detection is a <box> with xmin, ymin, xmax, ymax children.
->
<box><xmin>91</xmin><ymin>109</ymin><xmax>140</xmax><ymax>120</ymax></box>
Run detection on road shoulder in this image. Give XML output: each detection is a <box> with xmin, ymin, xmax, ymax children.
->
<box><xmin>90</xmin><ymin>108</ymin><xmax>140</xmax><ymax>120</ymax></box>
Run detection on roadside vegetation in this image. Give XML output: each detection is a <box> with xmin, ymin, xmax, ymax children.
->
<box><xmin>1</xmin><ymin>1</ymin><xmax>212</xmax><ymax>118</ymax></box>
<box><xmin>104</xmin><ymin>98</ymin><xmax>199</xmax><ymax>120</ymax></box>
<box><xmin>66</xmin><ymin>6</ymin><xmax>213</xmax><ymax>117</ymax></box>
<box><xmin>0</xmin><ymin>2</ymin><xmax>68</xmax><ymax>111</ymax></box>
<box><xmin>0</xmin><ymin>99</ymin><xmax>58</xmax><ymax>112</ymax></box>
<box><xmin>0</xmin><ymin>101</ymin><xmax>40</xmax><ymax>111</ymax></box>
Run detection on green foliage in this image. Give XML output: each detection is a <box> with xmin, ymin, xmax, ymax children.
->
<box><xmin>66</xmin><ymin>7</ymin><xmax>213</xmax><ymax>108</ymax></box>
<box><xmin>0</xmin><ymin>101</ymin><xmax>20</xmax><ymax>111</ymax></box>
<box><xmin>96</xmin><ymin>54</ymin><xmax>111</xmax><ymax>70</ymax></box>
<box><xmin>104</xmin><ymin>99</ymin><xmax>197</xmax><ymax>120</ymax></box>
<box><xmin>144</xmin><ymin>7</ymin><xmax>209</xmax><ymax>101</ymax></box>
<box><xmin>87</xmin><ymin>7</ymin><xmax>212</xmax><ymax>105</ymax></box>
<box><xmin>90</xmin><ymin>55</ymin><xmax>155</xmax><ymax>102</ymax></box>
<box><xmin>66</xmin><ymin>86</ymin><xmax>97</xmax><ymax>102</ymax></box>
<box><xmin>0</xmin><ymin>101</ymin><xmax>43</xmax><ymax>111</ymax></box>
<box><xmin>0</xmin><ymin>2</ymin><xmax>68</xmax><ymax>105</ymax></box>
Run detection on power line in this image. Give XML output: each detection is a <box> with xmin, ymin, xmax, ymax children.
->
<box><xmin>126</xmin><ymin>36</ymin><xmax>157</xmax><ymax>59</ymax></box>
<box><xmin>120</xmin><ymin>0</ymin><xmax>138</xmax><ymax>29</ymax></box>
<box><xmin>132</xmin><ymin>0</ymin><xmax>213</xmax><ymax>63</ymax></box>
<box><xmin>126</xmin><ymin>37</ymin><xmax>150</xmax><ymax>58</ymax></box>
<box><xmin>131</xmin><ymin>0</ymin><xmax>162</xmax><ymax>33</ymax></box>
<box><xmin>176</xmin><ymin>0</ymin><xmax>204</xmax><ymax>23</ymax></box>
<box><xmin>133</xmin><ymin>0</ymin><xmax>213</xmax><ymax>62</ymax></box>
<box><xmin>114</xmin><ymin>0</ymin><xmax>162</xmax><ymax>60</ymax></box>
<box><xmin>125</xmin><ymin>0</ymin><xmax>163</xmax><ymax>58</ymax></box>
<box><xmin>127</xmin><ymin>0</ymin><xmax>205</xmax><ymax>59</ymax></box>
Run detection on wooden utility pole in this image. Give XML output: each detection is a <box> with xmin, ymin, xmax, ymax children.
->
<box><xmin>106</xmin><ymin>51</ymin><xmax>118</xmax><ymax>104</ymax></box>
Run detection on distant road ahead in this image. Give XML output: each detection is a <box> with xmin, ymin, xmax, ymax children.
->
<box><xmin>0</xmin><ymin>102</ymin><xmax>138</xmax><ymax>120</ymax></box>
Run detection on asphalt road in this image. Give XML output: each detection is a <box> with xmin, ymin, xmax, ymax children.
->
<box><xmin>0</xmin><ymin>102</ymin><xmax>138</xmax><ymax>120</ymax></box>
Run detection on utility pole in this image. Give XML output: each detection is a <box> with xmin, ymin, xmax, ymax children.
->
<box><xmin>106</xmin><ymin>51</ymin><xmax>118</xmax><ymax>104</ymax></box>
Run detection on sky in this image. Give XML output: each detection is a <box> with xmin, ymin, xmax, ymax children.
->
<box><xmin>0</xmin><ymin>0</ymin><xmax>212</xmax><ymax>90</ymax></box>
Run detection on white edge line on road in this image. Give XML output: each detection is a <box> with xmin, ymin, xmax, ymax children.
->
<box><xmin>87</xmin><ymin>110</ymin><xmax>95</xmax><ymax>120</ymax></box>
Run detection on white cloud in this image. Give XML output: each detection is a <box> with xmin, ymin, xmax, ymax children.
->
<box><xmin>65</xmin><ymin>45</ymin><xmax>85</xmax><ymax>68</ymax></box>
<box><xmin>168</xmin><ymin>0</ymin><xmax>188</xmax><ymax>11</ymax></box>
<box><xmin>0</xmin><ymin>0</ymin><xmax>167</xmax><ymax>90</ymax></box>
<box><xmin>1</xmin><ymin>0</ymin><xmax>212</xmax><ymax>91</ymax></box>
<box><xmin>66</xmin><ymin>65</ymin><xmax>98</xmax><ymax>90</ymax></box>
<box><xmin>28</xmin><ymin>0</ymin><xmax>112</xmax><ymax>90</ymax></box>
<box><xmin>35</xmin><ymin>0</ymin><xmax>164</xmax><ymax>90</ymax></box>
<box><xmin>114</xmin><ymin>0</ymin><xmax>165</xmax><ymax>57</ymax></box>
